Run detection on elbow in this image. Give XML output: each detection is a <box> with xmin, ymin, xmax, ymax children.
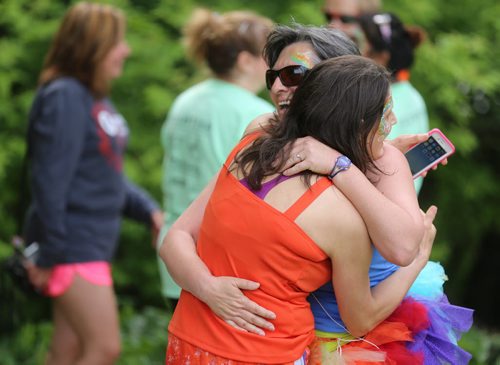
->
<box><xmin>389</xmin><ymin>246</ymin><xmax>418</xmax><ymax>267</ymax></box>
<box><xmin>381</xmin><ymin>225</ymin><xmax>424</xmax><ymax>266</ymax></box>
<box><xmin>344</xmin><ymin>317</ymin><xmax>378</xmax><ymax>338</ymax></box>
<box><xmin>378</xmin><ymin>243</ymin><xmax>416</xmax><ymax>267</ymax></box>
<box><xmin>396</xmin><ymin>222</ymin><xmax>425</xmax><ymax>266</ymax></box>
<box><xmin>159</xmin><ymin>230</ymin><xmax>174</xmax><ymax>263</ymax></box>
<box><xmin>341</xmin><ymin>303</ymin><xmax>384</xmax><ymax>337</ymax></box>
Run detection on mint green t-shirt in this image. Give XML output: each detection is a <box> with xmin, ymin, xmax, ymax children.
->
<box><xmin>388</xmin><ymin>81</ymin><xmax>429</xmax><ymax>194</ymax></box>
<box><xmin>158</xmin><ymin>79</ymin><xmax>274</xmax><ymax>298</ymax></box>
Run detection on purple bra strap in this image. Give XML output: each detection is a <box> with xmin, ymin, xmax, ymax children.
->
<box><xmin>240</xmin><ymin>174</ymin><xmax>294</xmax><ymax>200</ymax></box>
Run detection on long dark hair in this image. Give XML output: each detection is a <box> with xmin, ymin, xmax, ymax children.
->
<box><xmin>236</xmin><ymin>55</ymin><xmax>390</xmax><ymax>190</ymax></box>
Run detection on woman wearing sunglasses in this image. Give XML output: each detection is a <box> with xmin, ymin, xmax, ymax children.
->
<box><xmin>161</xmin><ymin>24</ymin><xmax>472</xmax><ymax>364</ymax></box>
<box><xmin>163</xmin><ymin>54</ymin><xmax>438</xmax><ymax>364</ymax></box>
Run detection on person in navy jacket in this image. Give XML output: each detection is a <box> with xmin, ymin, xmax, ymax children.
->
<box><xmin>24</xmin><ymin>2</ymin><xmax>163</xmax><ymax>364</ymax></box>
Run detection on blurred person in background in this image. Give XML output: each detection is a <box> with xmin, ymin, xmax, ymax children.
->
<box><xmin>323</xmin><ymin>1</ymin><xmax>430</xmax><ymax>193</ymax></box>
<box><xmin>24</xmin><ymin>2</ymin><xmax>163</xmax><ymax>364</ymax></box>
<box><xmin>322</xmin><ymin>0</ymin><xmax>380</xmax><ymax>45</ymax></box>
<box><xmin>157</xmin><ymin>8</ymin><xmax>274</xmax><ymax>309</ymax></box>
<box><xmin>358</xmin><ymin>12</ymin><xmax>430</xmax><ymax>192</ymax></box>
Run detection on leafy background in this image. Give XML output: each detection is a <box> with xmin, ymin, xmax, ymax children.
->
<box><xmin>0</xmin><ymin>0</ymin><xmax>499</xmax><ymax>363</ymax></box>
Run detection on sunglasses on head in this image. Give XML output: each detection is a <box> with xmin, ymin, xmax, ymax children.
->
<box><xmin>265</xmin><ymin>65</ymin><xmax>309</xmax><ymax>90</ymax></box>
<box><xmin>323</xmin><ymin>11</ymin><xmax>359</xmax><ymax>24</ymax></box>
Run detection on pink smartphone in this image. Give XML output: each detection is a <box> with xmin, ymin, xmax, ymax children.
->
<box><xmin>404</xmin><ymin>128</ymin><xmax>456</xmax><ymax>179</ymax></box>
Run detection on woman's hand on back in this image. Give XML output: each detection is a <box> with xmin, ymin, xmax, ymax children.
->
<box><xmin>201</xmin><ymin>276</ymin><xmax>276</xmax><ymax>336</ymax></box>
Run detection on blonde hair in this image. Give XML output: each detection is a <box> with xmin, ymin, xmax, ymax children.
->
<box><xmin>39</xmin><ymin>2</ymin><xmax>126</xmax><ymax>98</ymax></box>
<box><xmin>183</xmin><ymin>8</ymin><xmax>273</xmax><ymax>76</ymax></box>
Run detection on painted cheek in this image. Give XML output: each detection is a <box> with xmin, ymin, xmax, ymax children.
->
<box><xmin>378</xmin><ymin>118</ymin><xmax>389</xmax><ymax>137</ymax></box>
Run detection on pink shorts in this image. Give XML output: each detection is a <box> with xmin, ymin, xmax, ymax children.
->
<box><xmin>45</xmin><ymin>261</ymin><xmax>113</xmax><ymax>297</ymax></box>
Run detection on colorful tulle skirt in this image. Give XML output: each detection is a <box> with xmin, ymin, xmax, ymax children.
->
<box><xmin>309</xmin><ymin>262</ymin><xmax>474</xmax><ymax>364</ymax></box>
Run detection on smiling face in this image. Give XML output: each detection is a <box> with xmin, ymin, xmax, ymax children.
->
<box><xmin>268</xmin><ymin>41</ymin><xmax>320</xmax><ymax>119</ymax></box>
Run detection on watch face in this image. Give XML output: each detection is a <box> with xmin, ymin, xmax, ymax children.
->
<box><xmin>337</xmin><ymin>155</ymin><xmax>352</xmax><ymax>169</ymax></box>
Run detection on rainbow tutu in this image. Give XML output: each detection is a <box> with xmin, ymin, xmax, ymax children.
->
<box><xmin>310</xmin><ymin>262</ymin><xmax>473</xmax><ymax>364</ymax></box>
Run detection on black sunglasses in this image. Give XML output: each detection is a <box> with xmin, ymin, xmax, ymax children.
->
<box><xmin>265</xmin><ymin>65</ymin><xmax>309</xmax><ymax>90</ymax></box>
<box><xmin>323</xmin><ymin>11</ymin><xmax>359</xmax><ymax>24</ymax></box>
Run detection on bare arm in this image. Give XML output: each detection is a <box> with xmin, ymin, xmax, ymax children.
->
<box><xmin>322</xmin><ymin>199</ymin><xmax>437</xmax><ymax>337</ymax></box>
<box><xmin>159</xmin><ymin>173</ymin><xmax>276</xmax><ymax>335</ymax></box>
<box><xmin>282</xmin><ymin>137</ymin><xmax>424</xmax><ymax>266</ymax></box>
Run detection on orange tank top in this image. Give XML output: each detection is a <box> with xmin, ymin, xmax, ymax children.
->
<box><xmin>168</xmin><ymin>133</ymin><xmax>332</xmax><ymax>363</ymax></box>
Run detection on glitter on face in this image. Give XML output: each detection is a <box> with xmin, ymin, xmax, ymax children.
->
<box><xmin>290</xmin><ymin>51</ymin><xmax>319</xmax><ymax>69</ymax></box>
<box><xmin>378</xmin><ymin>96</ymin><xmax>394</xmax><ymax>137</ymax></box>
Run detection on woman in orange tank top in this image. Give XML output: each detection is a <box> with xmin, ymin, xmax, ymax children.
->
<box><xmin>165</xmin><ymin>23</ymin><xmax>430</xmax><ymax>339</ymax></box>
<box><xmin>161</xmin><ymin>56</ymin><xmax>436</xmax><ymax>364</ymax></box>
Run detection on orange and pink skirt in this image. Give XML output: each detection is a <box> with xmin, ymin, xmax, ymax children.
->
<box><xmin>166</xmin><ymin>333</ymin><xmax>309</xmax><ymax>365</ymax></box>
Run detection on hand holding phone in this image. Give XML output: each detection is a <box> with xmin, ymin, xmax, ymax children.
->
<box><xmin>404</xmin><ymin>128</ymin><xmax>455</xmax><ymax>179</ymax></box>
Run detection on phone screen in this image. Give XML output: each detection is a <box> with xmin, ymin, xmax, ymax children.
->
<box><xmin>405</xmin><ymin>136</ymin><xmax>447</xmax><ymax>176</ymax></box>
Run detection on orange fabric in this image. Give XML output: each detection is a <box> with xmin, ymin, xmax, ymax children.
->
<box><xmin>166</xmin><ymin>333</ymin><xmax>309</xmax><ymax>365</ymax></box>
<box><xmin>168</xmin><ymin>135</ymin><xmax>332</xmax><ymax>363</ymax></box>
<box><xmin>394</xmin><ymin>69</ymin><xmax>410</xmax><ymax>82</ymax></box>
<box><xmin>309</xmin><ymin>299</ymin><xmax>427</xmax><ymax>365</ymax></box>
<box><xmin>284</xmin><ymin>178</ymin><xmax>334</xmax><ymax>220</ymax></box>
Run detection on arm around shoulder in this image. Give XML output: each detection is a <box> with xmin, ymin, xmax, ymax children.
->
<box><xmin>326</xmin><ymin>195</ymin><xmax>429</xmax><ymax>337</ymax></box>
<box><xmin>333</xmin><ymin>144</ymin><xmax>424</xmax><ymax>266</ymax></box>
<box><xmin>160</xmin><ymin>173</ymin><xmax>276</xmax><ymax>334</ymax></box>
<box><xmin>159</xmin><ymin>175</ymin><xmax>217</xmax><ymax>299</ymax></box>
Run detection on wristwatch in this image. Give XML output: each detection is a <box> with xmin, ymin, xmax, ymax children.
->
<box><xmin>328</xmin><ymin>155</ymin><xmax>352</xmax><ymax>180</ymax></box>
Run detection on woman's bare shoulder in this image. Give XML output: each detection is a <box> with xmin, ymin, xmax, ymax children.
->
<box><xmin>243</xmin><ymin>112</ymin><xmax>275</xmax><ymax>136</ymax></box>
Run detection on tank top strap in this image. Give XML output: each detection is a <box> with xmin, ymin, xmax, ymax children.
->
<box><xmin>284</xmin><ymin>177</ymin><xmax>333</xmax><ymax>221</ymax></box>
<box><xmin>224</xmin><ymin>131</ymin><xmax>261</xmax><ymax>168</ymax></box>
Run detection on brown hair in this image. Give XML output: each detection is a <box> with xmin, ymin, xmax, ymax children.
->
<box><xmin>183</xmin><ymin>8</ymin><xmax>273</xmax><ymax>77</ymax></box>
<box><xmin>236</xmin><ymin>55</ymin><xmax>390</xmax><ymax>189</ymax></box>
<box><xmin>39</xmin><ymin>2</ymin><xmax>126</xmax><ymax>98</ymax></box>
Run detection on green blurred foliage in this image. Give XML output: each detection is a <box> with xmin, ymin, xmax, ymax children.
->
<box><xmin>0</xmin><ymin>0</ymin><xmax>499</xmax><ymax>362</ymax></box>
